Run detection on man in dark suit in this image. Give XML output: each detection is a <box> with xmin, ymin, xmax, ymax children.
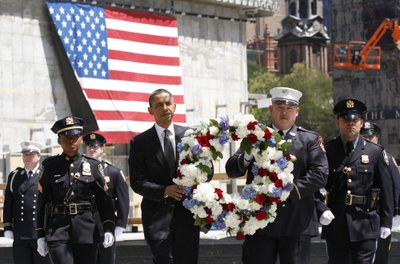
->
<box><xmin>3</xmin><ymin>141</ymin><xmax>51</xmax><ymax>264</ymax></box>
<box><xmin>360</xmin><ymin>122</ymin><xmax>400</xmax><ymax>264</ymax></box>
<box><xmin>129</xmin><ymin>89</ymin><xmax>201</xmax><ymax>264</ymax></box>
<box><xmin>317</xmin><ymin>99</ymin><xmax>393</xmax><ymax>263</ymax></box>
<box><xmin>36</xmin><ymin>116</ymin><xmax>116</xmax><ymax>264</ymax></box>
<box><xmin>225</xmin><ymin>87</ymin><xmax>329</xmax><ymax>264</ymax></box>
<box><xmin>83</xmin><ymin>132</ymin><xmax>130</xmax><ymax>264</ymax></box>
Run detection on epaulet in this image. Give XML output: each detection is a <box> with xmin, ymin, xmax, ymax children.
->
<box><xmin>10</xmin><ymin>167</ymin><xmax>23</xmax><ymax>174</ymax></box>
<box><xmin>42</xmin><ymin>155</ymin><xmax>59</xmax><ymax>164</ymax></box>
<box><xmin>363</xmin><ymin>139</ymin><xmax>385</xmax><ymax>149</ymax></box>
<box><xmin>104</xmin><ymin>160</ymin><xmax>113</xmax><ymax>166</ymax></box>
<box><xmin>82</xmin><ymin>154</ymin><xmax>99</xmax><ymax>162</ymax></box>
<box><xmin>297</xmin><ymin>126</ymin><xmax>319</xmax><ymax>136</ymax></box>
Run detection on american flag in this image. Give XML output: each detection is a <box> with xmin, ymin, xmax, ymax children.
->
<box><xmin>46</xmin><ymin>1</ymin><xmax>186</xmax><ymax>143</ymax></box>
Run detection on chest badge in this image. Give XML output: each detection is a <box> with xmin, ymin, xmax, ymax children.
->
<box><xmin>82</xmin><ymin>162</ymin><xmax>91</xmax><ymax>176</ymax></box>
<box><xmin>361</xmin><ymin>155</ymin><xmax>369</xmax><ymax>164</ymax></box>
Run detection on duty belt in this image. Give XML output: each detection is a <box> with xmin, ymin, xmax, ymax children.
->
<box><xmin>345</xmin><ymin>194</ymin><xmax>368</xmax><ymax>206</ymax></box>
<box><xmin>52</xmin><ymin>203</ymin><xmax>96</xmax><ymax>215</ymax></box>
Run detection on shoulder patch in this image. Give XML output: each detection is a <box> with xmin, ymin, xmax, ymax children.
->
<box><xmin>297</xmin><ymin>126</ymin><xmax>319</xmax><ymax>136</ymax></box>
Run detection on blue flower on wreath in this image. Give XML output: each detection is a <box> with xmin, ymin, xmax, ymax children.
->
<box><xmin>191</xmin><ymin>144</ymin><xmax>203</xmax><ymax>155</ymax></box>
<box><xmin>242</xmin><ymin>186</ymin><xmax>257</xmax><ymax>199</ymax></box>
<box><xmin>270</xmin><ymin>187</ymin><xmax>283</xmax><ymax>198</ymax></box>
<box><xmin>183</xmin><ymin>198</ymin><xmax>199</xmax><ymax>209</ymax></box>
<box><xmin>212</xmin><ymin>218</ymin><xmax>226</xmax><ymax>230</ymax></box>
<box><xmin>283</xmin><ymin>183</ymin><xmax>294</xmax><ymax>192</ymax></box>
<box><xmin>219</xmin><ymin>117</ymin><xmax>229</xmax><ymax>131</ymax></box>
<box><xmin>267</xmin><ymin>137</ymin><xmax>277</xmax><ymax>147</ymax></box>
<box><xmin>184</xmin><ymin>186</ymin><xmax>193</xmax><ymax>196</ymax></box>
<box><xmin>276</xmin><ymin>157</ymin><xmax>288</xmax><ymax>170</ymax></box>
<box><xmin>219</xmin><ymin>132</ymin><xmax>229</xmax><ymax>145</ymax></box>
<box><xmin>251</xmin><ymin>165</ymin><xmax>259</xmax><ymax>176</ymax></box>
<box><xmin>177</xmin><ymin>142</ymin><xmax>184</xmax><ymax>153</ymax></box>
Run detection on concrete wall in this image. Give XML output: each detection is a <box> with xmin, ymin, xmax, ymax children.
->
<box><xmin>332</xmin><ymin>0</ymin><xmax>400</xmax><ymax>159</ymax></box>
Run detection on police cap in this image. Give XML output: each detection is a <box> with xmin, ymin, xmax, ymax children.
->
<box><xmin>83</xmin><ymin>133</ymin><xmax>106</xmax><ymax>147</ymax></box>
<box><xmin>270</xmin><ymin>87</ymin><xmax>302</xmax><ymax>106</ymax></box>
<box><xmin>334</xmin><ymin>98</ymin><xmax>366</xmax><ymax>120</ymax></box>
<box><xmin>20</xmin><ymin>141</ymin><xmax>42</xmax><ymax>153</ymax></box>
<box><xmin>361</xmin><ymin>121</ymin><xmax>381</xmax><ymax>136</ymax></box>
<box><xmin>51</xmin><ymin>116</ymin><xmax>85</xmax><ymax>136</ymax></box>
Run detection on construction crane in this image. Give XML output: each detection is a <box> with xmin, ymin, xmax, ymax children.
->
<box><xmin>333</xmin><ymin>18</ymin><xmax>400</xmax><ymax>70</ymax></box>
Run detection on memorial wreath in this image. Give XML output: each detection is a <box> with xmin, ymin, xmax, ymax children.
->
<box><xmin>173</xmin><ymin>114</ymin><xmax>295</xmax><ymax>240</ymax></box>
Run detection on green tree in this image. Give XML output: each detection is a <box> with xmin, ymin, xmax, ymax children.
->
<box><xmin>247</xmin><ymin>63</ymin><xmax>335</xmax><ymax>140</ymax></box>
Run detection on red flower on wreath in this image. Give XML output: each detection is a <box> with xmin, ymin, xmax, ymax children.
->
<box><xmin>268</xmin><ymin>172</ymin><xmax>278</xmax><ymax>182</ymax></box>
<box><xmin>255</xmin><ymin>194</ymin><xmax>267</xmax><ymax>205</ymax></box>
<box><xmin>215</xmin><ymin>188</ymin><xmax>224</xmax><ymax>200</ymax></box>
<box><xmin>231</xmin><ymin>133</ymin><xmax>239</xmax><ymax>141</ymax></box>
<box><xmin>247</xmin><ymin>121</ymin><xmax>258</xmax><ymax>131</ymax></box>
<box><xmin>258</xmin><ymin>168</ymin><xmax>268</xmax><ymax>177</ymax></box>
<box><xmin>247</xmin><ymin>133</ymin><xmax>258</xmax><ymax>144</ymax></box>
<box><xmin>197</xmin><ymin>135</ymin><xmax>211</xmax><ymax>147</ymax></box>
<box><xmin>274</xmin><ymin>179</ymin><xmax>283</xmax><ymax>188</ymax></box>
<box><xmin>263</xmin><ymin>128</ymin><xmax>272</xmax><ymax>140</ymax></box>
<box><xmin>236</xmin><ymin>231</ymin><xmax>245</xmax><ymax>240</ymax></box>
<box><xmin>223</xmin><ymin>203</ymin><xmax>235</xmax><ymax>212</ymax></box>
<box><xmin>255</xmin><ymin>211</ymin><xmax>267</xmax><ymax>221</ymax></box>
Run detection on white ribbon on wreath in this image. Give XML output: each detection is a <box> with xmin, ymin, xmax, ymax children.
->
<box><xmin>173</xmin><ymin>113</ymin><xmax>295</xmax><ymax>240</ymax></box>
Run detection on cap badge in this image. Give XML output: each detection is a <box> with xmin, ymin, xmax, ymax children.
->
<box><xmin>346</xmin><ymin>100</ymin><xmax>355</xmax><ymax>109</ymax></box>
<box><xmin>361</xmin><ymin>155</ymin><xmax>369</xmax><ymax>164</ymax></box>
<box><xmin>66</xmin><ymin>116</ymin><xmax>74</xmax><ymax>125</ymax></box>
<box><xmin>90</xmin><ymin>134</ymin><xmax>96</xmax><ymax>140</ymax></box>
<box><xmin>282</xmin><ymin>89</ymin><xmax>289</xmax><ymax>95</ymax></box>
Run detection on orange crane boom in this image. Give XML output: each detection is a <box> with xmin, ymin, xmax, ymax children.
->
<box><xmin>333</xmin><ymin>18</ymin><xmax>400</xmax><ymax>70</ymax></box>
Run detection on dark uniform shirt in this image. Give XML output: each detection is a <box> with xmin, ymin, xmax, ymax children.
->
<box><xmin>101</xmin><ymin>161</ymin><xmax>129</xmax><ymax>229</ymax></box>
<box><xmin>36</xmin><ymin>153</ymin><xmax>115</xmax><ymax>243</ymax></box>
<box><xmin>3</xmin><ymin>167</ymin><xmax>41</xmax><ymax>240</ymax></box>
<box><xmin>319</xmin><ymin>136</ymin><xmax>393</xmax><ymax>241</ymax></box>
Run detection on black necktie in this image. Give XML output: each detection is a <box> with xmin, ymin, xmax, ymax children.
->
<box><xmin>278</xmin><ymin>130</ymin><xmax>284</xmax><ymax>137</ymax></box>
<box><xmin>28</xmin><ymin>171</ymin><xmax>33</xmax><ymax>179</ymax></box>
<box><xmin>163</xmin><ymin>130</ymin><xmax>176</xmax><ymax>173</ymax></box>
<box><xmin>346</xmin><ymin>142</ymin><xmax>354</xmax><ymax>156</ymax></box>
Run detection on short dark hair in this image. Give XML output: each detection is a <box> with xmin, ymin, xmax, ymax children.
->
<box><xmin>149</xmin><ymin>89</ymin><xmax>173</xmax><ymax>107</ymax></box>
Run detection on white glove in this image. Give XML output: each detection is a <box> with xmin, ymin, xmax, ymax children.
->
<box><xmin>392</xmin><ymin>215</ymin><xmax>400</xmax><ymax>232</ymax></box>
<box><xmin>37</xmin><ymin>237</ymin><xmax>48</xmax><ymax>257</ymax></box>
<box><xmin>4</xmin><ymin>230</ymin><xmax>14</xmax><ymax>240</ymax></box>
<box><xmin>114</xmin><ymin>226</ymin><xmax>124</xmax><ymax>240</ymax></box>
<box><xmin>380</xmin><ymin>227</ymin><xmax>391</xmax><ymax>239</ymax></box>
<box><xmin>243</xmin><ymin>152</ymin><xmax>254</xmax><ymax>163</ymax></box>
<box><xmin>319</xmin><ymin>210</ymin><xmax>335</xmax><ymax>226</ymax></box>
<box><xmin>103</xmin><ymin>232</ymin><xmax>115</xmax><ymax>248</ymax></box>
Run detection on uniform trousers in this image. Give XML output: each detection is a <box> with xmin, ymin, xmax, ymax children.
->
<box><xmin>13</xmin><ymin>239</ymin><xmax>51</xmax><ymax>264</ymax></box>
<box><xmin>325</xmin><ymin>226</ymin><xmax>376</xmax><ymax>264</ymax></box>
<box><xmin>242</xmin><ymin>235</ymin><xmax>302</xmax><ymax>264</ymax></box>
<box><xmin>146</xmin><ymin>205</ymin><xmax>200</xmax><ymax>264</ymax></box>
<box><xmin>97</xmin><ymin>241</ymin><xmax>116</xmax><ymax>264</ymax></box>
<box><xmin>48</xmin><ymin>242</ymin><xmax>97</xmax><ymax>264</ymax></box>
<box><xmin>373</xmin><ymin>235</ymin><xmax>391</xmax><ymax>264</ymax></box>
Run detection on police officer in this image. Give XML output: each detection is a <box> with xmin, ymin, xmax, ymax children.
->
<box><xmin>3</xmin><ymin>141</ymin><xmax>51</xmax><ymax>264</ymax></box>
<box><xmin>226</xmin><ymin>87</ymin><xmax>328</xmax><ymax>264</ymax></box>
<box><xmin>360</xmin><ymin>122</ymin><xmax>400</xmax><ymax>264</ymax></box>
<box><xmin>317</xmin><ymin>99</ymin><xmax>393</xmax><ymax>263</ymax></box>
<box><xmin>83</xmin><ymin>132</ymin><xmax>129</xmax><ymax>264</ymax></box>
<box><xmin>36</xmin><ymin>116</ymin><xmax>116</xmax><ymax>264</ymax></box>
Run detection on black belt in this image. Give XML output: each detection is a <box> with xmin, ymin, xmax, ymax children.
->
<box><xmin>345</xmin><ymin>194</ymin><xmax>368</xmax><ymax>206</ymax></box>
<box><xmin>52</xmin><ymin>203</ymin><xmax>96</xmax><ymax>215</ymax></box>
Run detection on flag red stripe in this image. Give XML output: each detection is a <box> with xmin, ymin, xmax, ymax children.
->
<box><xmin>108</xmin><ymin>29</ymin><xmax>178</xmax><ymax>46</ymax></box>
<box><xmin>108</xmin><ymin>50</ymin><xmax>180</xmax><ymax>66</ymax></box>
<box><xmin>96</xmin><ymin>131</ymin><xmax>139</xmax><ymax>144</ymax></box>
<box><xmin>106</xmin><ymin>8</ymin><xmax>177</xmax><ymax>28</ymax></box>
<box><xmin>93</xmin><ymin>110</ymin><xmax>187</xmax><ymax>122</ymax></box>
<box><xmin>109</xmin><ymin>70</ymin><xmax>182</xmax><ymax>85</ymax></box>
<box><xmin>83</xmin><ymin>88</ymin><xmax>185</xmax><ymax>103</ymax></box>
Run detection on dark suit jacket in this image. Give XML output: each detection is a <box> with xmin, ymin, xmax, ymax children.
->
<box><xmin>3</xmin><ymin>167</ymin><xmax>41</xmax><ymax>240</ymax></box>
<box><xmin>317</xmin><ymin>136</ymin><xmax>393</xmax><ymax>241</ymax></box>
<box><xmin>129</xmin><ymin>124</ymin><xmax>194</xmax><ymax>240</ymax></box>
<box><xmin>226</xmin><ymin>125</ymin><xmax>328</xmax><ymax>237</ymax></box>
